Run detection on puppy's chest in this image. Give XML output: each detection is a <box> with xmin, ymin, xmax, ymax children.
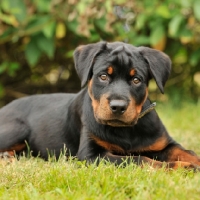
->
<box><xmin>91</xmin><ymin>133</ymin><xmax>160</xmax><ymax>155</ymax></box>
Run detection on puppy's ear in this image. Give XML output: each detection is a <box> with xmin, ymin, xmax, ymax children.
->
<box><xmin>138</xmin><ymin>47</ymin><xmax>171</xmax><ymax>93</ymax></box>
<box><xmin>73</xmin><ymin>41</ymin><xmax>107</xmax><ymax>87</ymax></box>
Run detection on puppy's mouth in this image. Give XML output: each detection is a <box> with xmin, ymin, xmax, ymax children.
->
<box><xmin>106</xmin><ymin>119</ymin><xmax>137</xmax><ymax>127</ymax></box>
<box><xmin>95</xmin><ymin>118</ymin><xmax>137</xmax><ymax>127</ymax></box>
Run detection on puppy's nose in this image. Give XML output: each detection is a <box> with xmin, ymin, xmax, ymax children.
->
<box><xmin>109</xmin><ymin>100</ymin><xmax>128</xmax><ymax>115</ymax></box>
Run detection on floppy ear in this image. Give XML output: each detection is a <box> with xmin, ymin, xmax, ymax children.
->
<box><xmin>138</xmin><ymin>47</ymin><xmax>171</xmax><ymax>93</ymax></box>
<box><xmin>73</xmin><ymin>41</ymin><xmax>107</xmax><ymax>87</ymax></box>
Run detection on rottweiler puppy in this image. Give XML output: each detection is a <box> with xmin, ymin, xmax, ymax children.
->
<box><xmin>0</xmin><ymin>41</ymin><xmax>200</xmax><ymax>170</ymax></box>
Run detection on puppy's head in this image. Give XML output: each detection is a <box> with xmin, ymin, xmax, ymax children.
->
<box><xmin>74</xmin><ymin>42</ymin><xmax>171</xmax><ymax>127</ymax></box>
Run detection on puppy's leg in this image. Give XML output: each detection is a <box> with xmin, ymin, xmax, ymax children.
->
<box><xmin>78</xmin><ymin>145</ymin><xmax>200</xmax><ymax>170</ymax></box>
<box><xmin>103</xmin><ymin>153</ymin><xmax>200</xmax><ymax>170</ymax></box>
<box><xmin>163</xmin><ymin>144</ymin><xmax>200</xmax><ymax>166</ymax></box>
<box><xmin>0</xmin><ymin>118</ymin><xmax>30</xmax><ymax>156</ymax></box>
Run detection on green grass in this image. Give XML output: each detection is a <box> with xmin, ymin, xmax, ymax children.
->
<box><xmin>1</xmin><ymin>101</ymin><xmax>200</xmax><ymax>200</ymax></box>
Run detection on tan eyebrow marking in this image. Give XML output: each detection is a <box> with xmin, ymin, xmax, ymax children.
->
<box><xmin>107</xmin><ymin>66</ymin><xmax>114</xmax><ymax>75</ymax></box>
<box><xmin>130</xmin><ymin>69</ymin><xmax>136</xmax><ymax>76</ymax></box>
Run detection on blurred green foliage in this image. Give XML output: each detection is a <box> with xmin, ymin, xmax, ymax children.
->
<box><xmin>0</xmin><ymin>0</ymin><xmax>200</xmax><ymax>105</ymax></box>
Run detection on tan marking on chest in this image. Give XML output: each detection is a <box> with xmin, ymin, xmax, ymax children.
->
<box><xmin>146</xmin><ymin>137</ymin><xmax>168</xmax><ymax>151</ymax></box>
<box><xmin>136</xmin><ymin>136</ymin><xmax>168</xmax><ymax>152</ymax></box>
<box><xmin>91</xmin><ymin>135</ymin><xmax>125</xmax><ymax>154</ymax></box>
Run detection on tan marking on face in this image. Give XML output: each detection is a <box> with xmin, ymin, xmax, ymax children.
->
<box><xmin>91</xmin><ymin>135</ymin><xmax>125</xmax><ymax>154</ymax></box>
<box><xmin>88</xmin><ymin>79</ymin><xmax>93</xmax><ymax>96</ymax></box>
<box><xmin>88</xmin><ymin>79</ymin><xmax>149</xmax><ymax>126</ymax></box>
<box><xmin>90</xmin><ymin>92</ymin><xmax>138</xmax><ymax>126</ymax></box>
<box><xmin>107</xmin><ymin>66</ymin><xmax>114</xmax><ymax>75</ymax></box>
<box><xmin>88</xmin><ymin>79</ymin><xmax>100</xmax><ymax>115</ymax></box>
<box><xmin>135</xmin><ymin>88</ymin><xmax>149</xmax><ymax>115</ymax></box>
<box><xmin>130</xmin><ymin>69</ymin><xmax>136</xmax><ymax>76</ymax></box>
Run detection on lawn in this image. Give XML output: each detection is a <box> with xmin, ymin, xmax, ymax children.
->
<box><xmin>0</xmin><ymin>101</ymin><xmax>200</xmax><ymax>200</ymax></box>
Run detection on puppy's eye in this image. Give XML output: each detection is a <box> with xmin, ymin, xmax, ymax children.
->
<box><xmin>132</xmin><ymin>77</ymin><xmax>141</xmax><ymax>84</ymax></box>
<box><xmin>99</xmin><ymin>74</ymin><xmax>108</xmax><ymax>81</ymax></box>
